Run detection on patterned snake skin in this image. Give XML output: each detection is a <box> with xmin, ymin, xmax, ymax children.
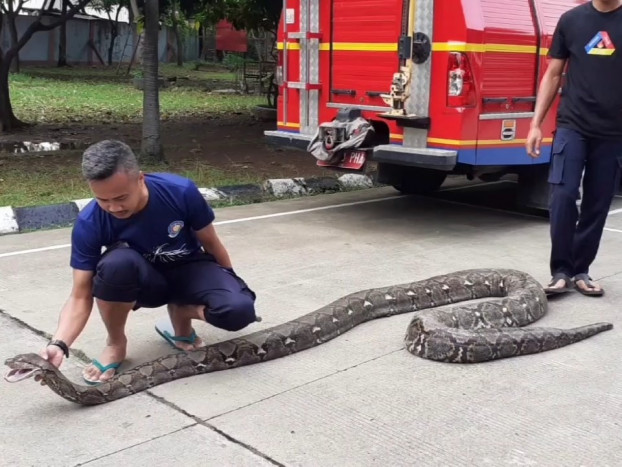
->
<box><xmin>4</xmin><ymin>269</ymin><xmax>613</xmax><ymax>405</ymax></box>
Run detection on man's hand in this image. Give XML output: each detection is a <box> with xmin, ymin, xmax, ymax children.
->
<box><xmin>34</xmin><ymin>345</ymin><xmax>65</xmax><ymax>385</ymax></box>
<box><xmin>195</xmin><ymin>223</ymin><xmax>233</xmax><ymax>269</ymax></box>
<box><xmin>525</xmin><ymin>57</ymin><xmax>565</xmax><ymax>159</ymax></box>
<box><xmin>526</xmin><ymin>125</ymin><xmax>543</xmax><ymax>158</ymax></box>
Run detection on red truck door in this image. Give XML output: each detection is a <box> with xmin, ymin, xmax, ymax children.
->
<box><xmin>474</xmin><ymin>0</ymin><xmax>574</xmax><ymax>166</ymax></box>
<box><xmin>327</xmin><ymin>0</ymin><xmax>404</xmax><ymax>111</ymax></box>
<box><xmin>473</xmin><ymin>0</ymin><xmax>546</xmax><ymax>166</ymax></box>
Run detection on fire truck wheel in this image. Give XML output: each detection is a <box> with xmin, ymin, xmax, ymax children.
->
<box><xmin>391</xmin><ymin>167</ymin><xmax>448</xmax><ymax>195</ymax></box>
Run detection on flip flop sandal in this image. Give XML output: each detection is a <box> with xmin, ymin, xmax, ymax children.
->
<box><xmin>155</xmin><ymin>316</ymin><xmax>199</xmax><ymax>350</ymax></box>
<box><xmin>83</xmin><ymin>359</ymin><xmax>122</xmax><ymax>386</ymax></box>
<box><xmin>574</xmin><ymin>274</ymin><xmax>604</xmax><ymax>297</ymax></box>
<box><xmin>544</xmin><ymin>272</ymin><xmax>572</xmax><ymax>296</ymax></box>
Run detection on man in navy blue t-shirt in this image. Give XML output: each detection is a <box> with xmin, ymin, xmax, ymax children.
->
<box><xmin>38</xmin><ymin>140</ymin><xmax>257</xmax><ymax>385</ymax></box>
<box><xmin>526</xmin><ymin>0</ymin><xmax>622</xmax><ymax>296</ymax></box>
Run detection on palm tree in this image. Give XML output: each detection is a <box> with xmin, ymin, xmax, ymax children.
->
<box><xmin>140</xmin><ymin>0</ymin><xmax>165</xmax><ymax>162</ymax></box>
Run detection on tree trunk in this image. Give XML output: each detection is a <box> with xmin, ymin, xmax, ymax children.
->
<box><xmin>175</xmin><ymin>26</ymin><xmax>183</xmax><ymax>66</ymax></box>
<box><xmin>140</xmin><ymin>0</ymin><xmax>164</xmax><ymax>163</ymax></box>
<box><xmin>58</xmin><ymin>0</ymin><xmax>68</xmax><ymax>67</ymax></box>
<box><xmin>108</xmin><ymin>25</ymin><xmax>118</xmax><ymax>66</ymax></box>
<box><xmin>0</xmin><ymin>62</ymin><xmax>25</xmax><ymax>131</ymax></box>
<box><xmin>200</xmin><ymin>26</ymin><xmax>208</xmax><ymax>61</ymax></box>
<box><xmin>107</xmin><ymin>8</ymin><xmax>121</xmax><ymax>67</ymax></box>
<box><xmin>198</xmin><ymin>24</ymin><xmax>204</xmax><ymax>60</ymax></box>
<box><xmin>0</xmin><ymin>0</ymin><xmax>92</xmax><ymax>133</ymax></box>
<box><xmin>171</xmin><ymin>5</ymin><xmax>183</xmax><ymax>67</ymax></box>
<box><xmin>8</xmin><ymin>13</ymin><xmax>20</xmax><ymax>73</ymax></box>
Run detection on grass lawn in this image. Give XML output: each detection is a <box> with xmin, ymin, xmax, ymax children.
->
<box><xmin>11</xmin><ymin>63</ymin><xmax>264</xmax><ymax>124</ymax></box>
<box><xmin>0</xmin><ymin>63</ymin><xmax>310</xmax><ymax>208</ymax></box>
<box><xmin>0</xmin><ymin>152</ymin><xmax>267</xmax><ymax>207</ymax></box>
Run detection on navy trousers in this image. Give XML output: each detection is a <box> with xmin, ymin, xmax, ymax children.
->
<box><xmin>92</xmin><ymin>245</ymin><xmax>257</xmax><ymax>332</ymax></box>
<box><xmin>548</xmin><ymin>127</ymin><xmax>622</xmax><ymax>278</ymax></box>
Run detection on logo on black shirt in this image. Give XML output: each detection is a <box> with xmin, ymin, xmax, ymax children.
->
<box><xmin>585</xmin><ymin>31</ymin><xmax>615</xmax><ymax>56</ymax></box>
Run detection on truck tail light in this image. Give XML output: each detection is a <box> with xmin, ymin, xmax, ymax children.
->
<box><xmin>447</xmin><ymin>52</ymin><xmax>476</xmax><ymax>107</ymax></box>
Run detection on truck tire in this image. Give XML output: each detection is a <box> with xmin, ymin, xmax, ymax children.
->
<box><xmin>516</xmin><ymin>164</ymin><xmax>550</xmax><ymax>216</ymax></box>
<box><xmin>391</xmin><ymin>167</ymin><xmax>448</xmax><ymax>194</ymax></box>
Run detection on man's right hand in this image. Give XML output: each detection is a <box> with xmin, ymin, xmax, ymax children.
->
<box><xmin>34</xmin><ymin>345</ymin><xmax>65</xmax><ymax>385</ymax></box>
<box><xmin>526</xmin><ymin>126</ymin><xmax>543</xmax><ymax>158</ymax></box>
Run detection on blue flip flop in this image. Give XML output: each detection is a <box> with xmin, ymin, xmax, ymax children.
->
<box><xmin>83</xmin><ymin>359</ymin><xmax>122</xmax><ymax>386</ymax></box>
<box><xmin>155</xmin><ymin>317</ymin><xmax>199</xmax><ymax>350</ymax></box>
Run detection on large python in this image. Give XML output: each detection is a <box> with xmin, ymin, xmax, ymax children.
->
<box><xmin>4</xmin><ymin>269</ymin><xmax>613</xmax><ymax>405</ymax></box>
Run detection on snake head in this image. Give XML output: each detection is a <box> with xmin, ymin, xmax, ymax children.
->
<box><xmin>4</xmin><ymin>353</ymin><xmax>55</xmax><ymax>383</ymax></box>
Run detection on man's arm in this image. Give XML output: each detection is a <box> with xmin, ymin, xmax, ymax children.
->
<box><xmin>38</xmin><ymin>268</ymin><xmax>94</xmax><ymax>370</ymax></box>
<box><xmin>526</xmin><ymin>58</ymin><xmax>567</xmax><ymax>158</ymax></box>
<box><xmin>195</xmin><ymin>223</ymin><xmax>233</xmax><ymax>269</ymax></box>
<box><xmin>530</xmin><ymin>58</ymin><xmax>567</xmax><ymax>130</ymax></box>
<box><xmin>526</xmin><ymin>13</ymin><xmax>569</xmax><ymax>158</ymax></box>
<box><xmin>182</xmin><ymin>179</ymin><xmax>231</xmax><ymax>267</ymax></box>
<box><xmin>51</xmin><ymin>269</ymin><xmax>95</xmax><ymax>347</ymax></box>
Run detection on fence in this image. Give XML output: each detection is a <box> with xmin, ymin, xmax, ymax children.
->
<box><xmin>0</xmin><ymin>13</ymin><xmax>200</xmax><ymax>66</ymax></box>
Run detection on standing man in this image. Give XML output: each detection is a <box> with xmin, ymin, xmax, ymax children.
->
<box><xmin>38</xmin><ymin>140</ymin><xmax>258</xmax><ymax>385</ymax></box>
<box><xmin>526</xmin><ymin>0</ymin><xmax>622</xmax><ymax>296</ymax></box>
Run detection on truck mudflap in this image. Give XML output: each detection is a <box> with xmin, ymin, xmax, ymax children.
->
<box><xmin>372</xmin><ymin>144</ymin><xmax>457</xmax><ymax>171</ymax></box>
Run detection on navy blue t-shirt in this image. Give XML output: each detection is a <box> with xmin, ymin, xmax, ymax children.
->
<box><xmin>70</xmin><ymin>173</ymin><xmax>215</xmax><ymax>271</ymax></box>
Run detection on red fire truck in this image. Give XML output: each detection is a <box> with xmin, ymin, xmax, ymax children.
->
<box><xmin>264</xmin><ymin>0</ymin><xmax>578</xmax><ymax>210</ymax></box>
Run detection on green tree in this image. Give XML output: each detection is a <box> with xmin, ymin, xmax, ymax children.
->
<box><xmin>224</xmin><ymin>0</ymin><xmax>281</xmax><ymax>36</ymax></box>
<box><xmin>0</xmin><ymin>0</ymin><xmax>93</xmax><ymax>132</ymax></box>
<box><xmin>133</xmin><ymin>0</ymin><xmax>164</xmax><ymax>162</ymax></box>
<box><xmin>132</xmin><ymin>0</ymin><xmax>207</xmax><ymax>162</ymax></box>
<box><xmin>90</xmin><ymin>0</ymin><xmax>132</xmax><ymax>65</ymax></box>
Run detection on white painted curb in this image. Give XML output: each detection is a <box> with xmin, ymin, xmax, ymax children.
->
<box><xmin>0</xmin><ymin>206</ymin><xmax>19</xmax><ymax>234</ymax></box>
<box><xmin>263</xmin><ymin>178</ymin><xmax>309</xmax><ymax>198</ymax></box>
<box><xmin>198</xmin><ymin>187</ymin><xmax>227</xmax><ymax>201</ymax></box>
<box><xmin>0</xmin><ymin>177</ymin><xmax>379</xmax><ymax>236</ymax></box>
<box><xmin>338</xmin><ymin>174</ymin><xmax>374</xmax><ymax>189</ymax></box>
<box><xmin>73</xmin><ymin>198</ymin><xmax>94</xmax><ymax>211</ymax></box>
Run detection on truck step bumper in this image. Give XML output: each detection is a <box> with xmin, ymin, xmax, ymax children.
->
<box><xmin>264</xmin><ymin>130</ymin><xmax>313</xmax><ymax>151</ymax></box>
<box><xmin>372</xmin><ymin>144</ymin><xmax>457</xmax><ymax>171</ymax></box>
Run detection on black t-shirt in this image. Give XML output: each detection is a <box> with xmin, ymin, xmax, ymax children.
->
<box><xmin>549</xmin><ymin>2</ymin><xmax>622</xmax><ymax>139</ymax></box>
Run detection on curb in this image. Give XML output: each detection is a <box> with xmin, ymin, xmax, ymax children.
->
<box><xmin>0</xmin><ymin>173</ymin><xmax>378</xmax><ymax>236</ymax></box>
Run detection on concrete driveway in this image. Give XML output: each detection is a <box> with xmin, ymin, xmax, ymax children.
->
<box><xmin>1</xmin><ymin>180</ymin><xmax>620</xmax><ymax>466</ymax></box>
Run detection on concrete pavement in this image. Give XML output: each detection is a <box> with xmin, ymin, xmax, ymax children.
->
<box><xmin>1</xmin><ymin>181</ymin><xmax>621</xmax><ymax>466</ymax></box>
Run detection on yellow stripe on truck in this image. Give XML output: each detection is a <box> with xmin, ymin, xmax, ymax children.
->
<box><xmin>392</xmin><ymin>135</ymin><xmax>554</xmax><ymax>146</ymax></box>
<box><xmin>277</xmin><ymin>42</ymin><xmax>550</xmax><ymax>55</ymax></box>
<box><xmin>277</xmin><ymin>121</ymin><xmax>300</xmax><ymax>129</ymax></box>
<box><xmin>324</xmin><ymin>42</ymin><xmax>398</xmax><ymax>52</ymax></box>
<box><xmin>427</xmin><ymin>137</ymin><xmax>554</xmax><ymax>146</ymax></box>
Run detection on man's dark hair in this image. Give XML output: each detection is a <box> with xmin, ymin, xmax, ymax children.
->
<box><xmin>81</xmin><ymin>140</ymin><xmax>140</xmax><ymax>181</ymax></box>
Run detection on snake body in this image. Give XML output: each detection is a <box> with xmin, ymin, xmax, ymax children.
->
<box><xmin>4</xmin><ymin>269</ymin><xmax>613</xmax><ymax>405</ymax></box>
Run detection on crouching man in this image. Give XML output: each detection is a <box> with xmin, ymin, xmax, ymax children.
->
<box><xmin>39</xmin><ymin>140</ymin><xmax>257</xmax><ymax>385</ymax></box>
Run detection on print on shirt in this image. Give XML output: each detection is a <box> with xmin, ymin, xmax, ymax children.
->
<box><xmin>167</xmin><ymin>220</ymin><xmax>184</xmax><ymax>238</ymax></box>
<box><xmin>144</xmin><ymin>242</ymin><xmax>193</xmax><ymax>263</ymax></box>
<box><xmin>585</xmin><ymin>31</ymin><xmax>615</xmax><ymax>56</ymax></box>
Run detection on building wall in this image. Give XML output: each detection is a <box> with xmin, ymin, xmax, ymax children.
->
<box><xmin>1</xmin><ymin>13</ymin><xmax>200</xmax><ymax>66</ymax></box>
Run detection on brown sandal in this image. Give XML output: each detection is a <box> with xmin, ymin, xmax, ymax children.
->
<box><xmin>574</xmin><ymin>274</ymin><xmax>604</xmax><ymax>297</ymax></box>
<box><xmin>544</xmin><ymin>272</ymin><xmax>572</xmax><ymax>296</ymax></box>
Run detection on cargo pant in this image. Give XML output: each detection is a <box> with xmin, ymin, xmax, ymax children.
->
<box><xmin>91</xmin><ymin>244</ymin><xmax>257</xmax><ymax>332</ymax></box>
<box><xmin>548</xmin><ymin>127</ymin><xmax>622</xmax><ymax>278</ymax></box>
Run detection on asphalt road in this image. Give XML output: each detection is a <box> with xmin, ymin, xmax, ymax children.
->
<box><xmin>1</xmin><ymin>180</ymin><xmax>621</xmax><ymax>466</ymax></box>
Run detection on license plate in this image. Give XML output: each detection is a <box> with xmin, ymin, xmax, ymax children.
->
<box><xmin>317</xmin><ymin>149</ymin><xmax>367</xmax><ymax>170</ymax></box>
